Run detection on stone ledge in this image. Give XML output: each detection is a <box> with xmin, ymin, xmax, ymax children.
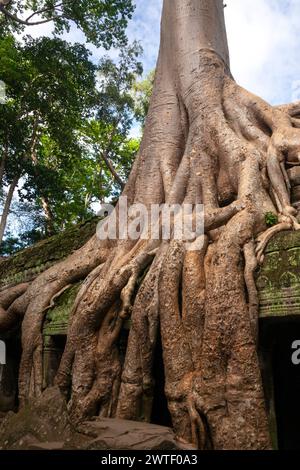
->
<box><xmin>0</xmin><ymin>218</ymin><xmax>98</xmax><ymax>289</ymax></box>
<box><xmin>0</xmin><ymin>387</ymin><xmax>195</xmax><ymax>451</ymax></box>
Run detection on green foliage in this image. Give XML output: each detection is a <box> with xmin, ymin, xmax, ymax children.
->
<box><xmin>0</xmin><ymin>0</ymin><xmax>135</xmax><ymax>48</ymax></box>
<box><xmin>0</xmin><ymin>33</ymin><xmax>143</xmax><ymax>254</ymax></box>
<box><xmin>0</xmin><ymin>235</ymin><xmax>24</xmax><ymax>255</ymax></box>
<box><xmin>0</xmin><ymin>34</ymin><xmax>97</xmax><ymax>181</ymax></box>
<box><xmin>265</xmin><ymin>212</ymin><xmax>278</xmax><ymax>227</ymax></box>
<box><xmin>97</xmin><ymin>42</ymin><xmax>143</xmax><ymax>133</ymax></box>
<box><xmin>0</xmin><ymin>230</ymin><xmax>43</xmax><ymax>255</ymax></box>
<box><xmin>82</xmin><ymin>120</ymin><xmax>140</xmax><ymax>198</ymax></box>
<box><xmin>133</xmin><ymin>69</ymin><xmax>155</xmax><ymax>128</ymax></box>
<box><xmin>0</xmin><ymin>34</ymin><xmax>98</xmax><ymax>244</ymax></box>
<box><xmin>77</xmin><ymin>43</ymin><xmax>143</xmax><ymax>200</ymax></box>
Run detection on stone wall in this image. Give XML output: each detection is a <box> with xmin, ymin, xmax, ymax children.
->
<box><xmin>0</xmin><ymin>218</ymin><xmax>98</xmax><ymax>290</ymax></box>
<box><xmin>0</xmin><ymin>218</ymin><xmax>99</xmax><ymax>411</ymax></box>
<box><xmin>1</xmin><ymin>224</ymin><xmax>300</xmax><ymax>448</ymax></box>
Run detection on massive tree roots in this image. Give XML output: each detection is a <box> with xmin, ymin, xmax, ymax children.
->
<box><xmin>2</xmin><ymin>4</ymin><xmax>300</xmax><ymax>449</ymax></box>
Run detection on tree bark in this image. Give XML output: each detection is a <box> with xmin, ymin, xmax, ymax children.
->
<box><xmin>100</xmin><ymin>150</ymin><xmax>125</xmax><ymax>189</ymax></box>
<box><xmin>0</xmin><ymin>142</ymin><xmax>8</xmax><ymax>188</ymax></box>
<box><xmin>41</xmin><ymin>196</ymin><xmax>55</xmax><ymax>236</ymax></box>
<box><xmin>0</xmin><ymin>174</ymin><xmax>19</xmax><ymax>244</ymax></box>
<box><xmin>1</xmin><ymin>0</ymin><xmax>300</xmax><ymax>451</ymax></box>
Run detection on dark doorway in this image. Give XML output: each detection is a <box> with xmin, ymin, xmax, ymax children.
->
<box><xmin>151</xmin><ymin>331</ymin><xmax>172</xmax><ymax>427</ymax></box>
<box><xmin>271</xmin><ymin>320</ymin><xmax>300</xmax><ymax>450</ymax></box>
<box><xmin>260</xmin><ymin>318</ymin><xmax>300</xmax><ymax>449</ymax></box>
<box><xmin>0</xmin><ymin>334</ymin><xmax>22</xmax><ymax>411</ymax></box>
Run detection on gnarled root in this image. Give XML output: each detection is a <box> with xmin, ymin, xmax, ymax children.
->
<box><xmin>2</xmin><ymin>43</ymin><xmax>300</xmax><ymax>452</ymax></box>
<box><xmin>0</xmin><ymin>283</ymin><xmax>30</xmax><ymax>333</ymax></box>
<box><xmin>166</xmin><ymin>373</ymin><xmax>211</xmax><ymax>450</ymax></box>
<box><xmin>68</xmin><ymin>305</ymin><xmax>123</xmax><ymax>422</ymax></box>
<box><xmin>255</xmin><ymin>218</ymin><xmax>294</xmax><ymax>264</ymax></box>
<box><xmin>244</xmin><ymin>241</ymin><xmax>259</xmax><ymax>341</ymax></box>
<box><xmin>17</xmin><ymin>235</ymin><xmax>109</xmax><ymax>405</ymax></box>
<box><xmin>117</xmin><ymin>247</ymin><xmax>165</xmax><ymax>421</ymax></box>
<box><xmin>197</xmin><ymin>209</ymin><xmax>271</xmax><ymax>449</ymax></box>
<box><xmin>56</xmin><ymin>241</ymin><xmax>159</xmax><ymax>420</ymax></box>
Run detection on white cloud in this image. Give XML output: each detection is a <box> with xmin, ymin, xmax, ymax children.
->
<box><xmin>126</xmin><ymin>0</ymin><xmax>162</xmax><ymax>74</ymax></box>
<box><xmin>125</xmin><ymin>0</ymin><xmax>300</xmax><ymax>105</ymax></box>
<box><xmin>19</xmin><ymin>0</ymin><xmax>300</xmax><ymax>105</ymax></box>
<box><xmin>225</xmin><ymin>0</ymin><xmax>300</xmax><ymax>104</ymax></box>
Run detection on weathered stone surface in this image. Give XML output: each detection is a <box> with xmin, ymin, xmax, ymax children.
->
<box><xmin>29</xmin><ymin>442</ymin><xmax>65</xmax><ymax>450</ymax></box>
<box><xmin>77</xmin><ymin>419</ymin><xmax>196</xmax><ymax>451</ymax></box>
<box><xmin>257</xmin><ymin>231</ymin><xmax>300</xmax><ymax>318</ymax></box>
<box><xmin>43</xmin><ymin>283</ymin><xmax>81</xmax><ymax>336</ymax></box>
<box><xmin>0</xmin><ymin>387</ymin><xmax>71</xmax><ymax>450</ymax></box>
<box><xmin>0</xmin><ymin>387</ymin><xmax>195</xmax><ymax>451</ymax></box>
<box><xmin>0</xmin><ymin>218</ymin><xmax>98</xmax><ymax>289</ymax></box>
<box><xmin>287</xmin><ymin>167</ymin><xmax>300</xmax><ymax>186</ymax></box>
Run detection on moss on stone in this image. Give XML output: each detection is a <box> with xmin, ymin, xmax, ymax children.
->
<box><xmin>0</xmin><ymin>218</ymin><xmax>99</xmax><ymax>289</ymax></box>
<box><xmin>257</xmin><ymin>230</ymin><xmax>300</xmax><ymax>318</ymax></box>
<box><xmin>43</xmin><ymin>283</ymin><xmax>81</xmax><ymax>336</ymax></box>
<box><xmin>265</xmin><ymin>230</ymin><xmax>300</xmax><ymax>253</ymax></box>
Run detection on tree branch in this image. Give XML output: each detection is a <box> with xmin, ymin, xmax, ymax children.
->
<box><xmin>25</xmin><ymin>3</ymin><xmax>63</xmax><ymax>22</ymax></box>
<box><xmin>276</xmin><ymin>100</ymin><xmax>300</xmax><ymax>118</ymax></box>
<box><xmin>0</xmin><ymin>4</ymin><xmax>61</xmax><ymax>26</ymax></box>
<box><xmin>101</xmin><ymin>150</ymin><xmax>125</xmax><ymax>189</ymax></box>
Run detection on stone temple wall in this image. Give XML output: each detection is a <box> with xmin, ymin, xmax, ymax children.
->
<box><xmin>257</xmin><ymin>231</ymin><xmax>300</xmax><ymax>318</ymax></box>
<box><xmin>0</xmin><ymin>223</ymin><xmax>300</xmax><ymax>448</ymax></box>
<box><xmin>0</xmin><ymin>218</ymin><xmax>99</xmax><ymax>411</ymax></box>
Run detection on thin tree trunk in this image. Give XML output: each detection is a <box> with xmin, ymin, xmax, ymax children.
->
<box><xmin>101</xmin><ymin>150</ymin><xmax>125</xmax><ymax>189</ymax></box>
<box><xmin>29</xmin><ymin>114</ymin><xmax>56</xmax><ymax>235</ymax></box>
<box><xmin>0</xmin><ymin>174</ymin><xmax>19</xmax><ymax>244</ymax></box>
<box><xmin>41</xmin><ymin>196</ymin><xmax>55</xmax><ymax>236</ymax></box>
<box><xmin>0</xmin><ymin>142</ymin><xmax>8</xmax><ymax>187</ymax></box>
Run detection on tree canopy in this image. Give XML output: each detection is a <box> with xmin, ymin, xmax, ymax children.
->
<box><xmin>0</xmin><ymin>0</ymin><xmax>157</xmax><ymax>255</ymax></box>
<box><xmin>0</xmin><ymin>0</ymin><xmax>135</xmax><ymax>47</ymax></box>
<box><xmin>133</xmin><ymin>69</ymin><xmax>155</xmax><ymax>128</ymax></box>
<box><xmin>0</xmin><ymin>33</ymin><xmax>148</xmax><ymax>254</ymax></box>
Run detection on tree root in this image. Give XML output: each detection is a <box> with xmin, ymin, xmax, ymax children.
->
<box><xmin>1</xmin><ymin>45</ymin><xmax>300</xmax><ymax>451</ymax></box>
<box><xmin>0</xmin><ymin>283</ymin><xmax>31</xmax><ymax>333</ymax></box>
<box><xmin>41</xmin><ymin>284</ymin><xmax>74</xmax><ymax>313</ymax></box>
<box><xmin>255</xmin><ymin>219</ymin><xmax>294</xmax><ymax>264</ymax></box>
<box><xmin>244</xmin><ymin>241</ymin><xmax>259</xmax><ymax>341</ymax></box>
<box><xmin>16</xmin><ymin>236</ymin><xmax>109</xmax><ymax>404</ymax></box>
<box><xmin>55</xmin><ymin>242</ymin><xmax>160</xmax><ymax>419</ymax></box>
<box><xmin>117</xmin><ymin>246</ymin><xmax>165</xmax><ymax>421</ymax></box>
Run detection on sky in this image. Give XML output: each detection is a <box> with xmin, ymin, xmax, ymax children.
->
<box><xmin>6</xmin><ymin>0</ymin><xmax>300</xmax><ymax>236</ymax></box>
<box><xmin>122</xmin><ymin>0</ymin><xmax>300</xmax><ymax>106</ymax></box>
<box><xmin>27</xmin><ymin>0</ymin><xmax>300</xmax><ymax>106</ymax></box>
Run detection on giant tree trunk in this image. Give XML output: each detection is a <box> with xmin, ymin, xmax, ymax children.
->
<box><xmin>1</xmin><ymin>0</ymin><xmax>300</xmax><ymax>450</ymax></box>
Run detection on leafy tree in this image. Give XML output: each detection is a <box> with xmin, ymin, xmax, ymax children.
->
<box><xmin>81</xmin><ymin>120</ymin><xmax>140</xmax><ymax>198</ymax></box>
<box><xmin>133</xmin><ymin>69</ymin><xmax>155</xmax><ymax>128</ymax></box>
<box><xmin>0</xmin><ymin>34</ymin><xmax>97</xmax><ymax>242</ymax></box>
<box><xmin>79</xmin><ymin>43</ymin><xmax>143</xmax><ymax>200</ymax></box>
<box><xmin>96</xmin><ymin>42</ymin><xmax>143</xmax><ymax>134</ymax></box>
<box><xmin>0</xmin><ymin>36</ymin><xmax>143</xmax><ymax>249</ymax></box>
<box><xmin>0</xmin><ymin>198</ymin><xmax>44</xmax><ymax>255</ymax></box>
<box><xmin>0</xmin><ymin>0</ymin><xmax>134</xmax><ymax>47</ymax></box>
